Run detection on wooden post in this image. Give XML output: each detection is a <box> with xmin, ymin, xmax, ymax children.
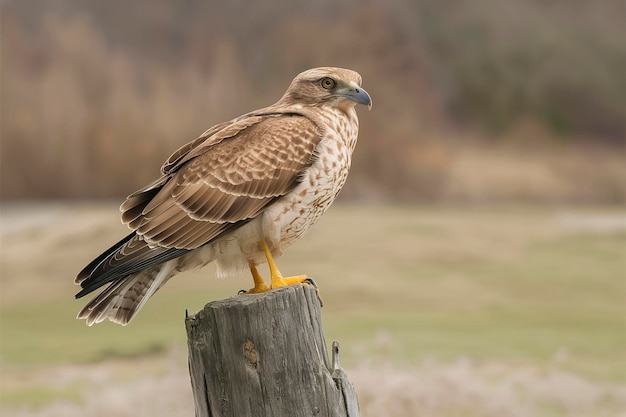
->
<box><xmin>185</xmin><ymin>284</ymin><xmax>360</xmax><ymax>417</ymax></box>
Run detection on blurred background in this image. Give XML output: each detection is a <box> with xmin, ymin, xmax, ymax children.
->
<box><xmin>1</xmin><ymin>1</ymin><xmax>625</xmax><ymax>416</ymax></box>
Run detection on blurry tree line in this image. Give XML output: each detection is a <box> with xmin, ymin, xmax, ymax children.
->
<box><xmin>1</xmin><ymin>0</ymin><xmax>625</xmax><ymax>202</ymax></box>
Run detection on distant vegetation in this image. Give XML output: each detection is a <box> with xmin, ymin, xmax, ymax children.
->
<box><xmin>1</xmin><ymin>0</ymin><xmax>625</xmax><ymax>200</ymax></box>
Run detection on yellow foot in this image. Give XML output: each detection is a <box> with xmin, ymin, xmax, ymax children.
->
<box><xmin>239</xmin><ymin>264</ymin><xmax>271</xmax><ymax>294</ymax></box>
<box><xmin>239</xmin><ymin>240</ymin><xmax>317</xmax><ymax>297</ymax></box>
<box><xmin>271</xmin><ymin>274</ymin><xmax>308</xmax><ymax>288</ymax></box>
<box><xmin>259</xmin><ymin>239</ymin><xmax>310</xmax><ymax>289</ymax></box>
<box><xmin>270</xmin><ymin>275</ymin><xmax>323</xmax><ymax>307</ymax></box>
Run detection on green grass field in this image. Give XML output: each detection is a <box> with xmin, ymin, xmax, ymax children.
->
<box><xmin>1</xmin><ymin>202</ymin><xmax>625</xmax><ymax>416</ymax></box>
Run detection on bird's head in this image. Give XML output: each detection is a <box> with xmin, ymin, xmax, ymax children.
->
<box><xmin>278</xmin><ymin>67</ymin><xmax>372</xmax><ymax>112</ymax></box>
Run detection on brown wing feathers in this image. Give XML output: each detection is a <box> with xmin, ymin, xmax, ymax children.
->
<box><xmin>123</xmin><ymin>115</ymin><xmax>320</xmax><ymax>249</ymax></box>
<box><xmin>76</xmin><ymin>113</ymin><xmax>321</xmax><ymax>298</ymax></box>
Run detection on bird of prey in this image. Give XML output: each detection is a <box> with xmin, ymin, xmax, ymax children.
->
<box><xmin>75</xmin><ymin>67</ymin><xmax>372</xmax><ymax>326</ymax></box>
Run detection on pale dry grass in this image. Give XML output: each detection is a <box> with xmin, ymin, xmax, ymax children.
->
<box><xmin>5</xmin><ymin>351</ymin><xmax>626</xmax><ymax>417</ymax></box>
<box><xmin>353</xmin><ymin>359</ymin><xmax>626</xmax><ymax>417</ymax></box>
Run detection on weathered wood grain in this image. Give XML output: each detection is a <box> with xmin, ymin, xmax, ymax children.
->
<box><xmin>186</xmin><ymin>284</ymin><xmax>360</xmax><ymax>417</ymax></box>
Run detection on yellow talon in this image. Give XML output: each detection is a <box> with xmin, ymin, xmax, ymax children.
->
<box><xmin>243</xmin><ymin>263</ymin><xmax>271</xmax><ymax>294</ymax></box>
<box><xmin>260</xmin><ymin>239</ymin><xmax>308</xmax><ymax>288</ymax></box>
<box><xmin>242</xmin><ymin>240</ymin><xmax>308</xmax><ymax>294</ymax></box>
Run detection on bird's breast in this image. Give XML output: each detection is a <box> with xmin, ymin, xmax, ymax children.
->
<box><xmin>264</xmin><ymin>108</ymin><xmax>359</xmax><ymax>250</ymax></box>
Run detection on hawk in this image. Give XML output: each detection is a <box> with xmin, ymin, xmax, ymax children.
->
<box><xmin>75</xmin><ymin>67</ymin><xmax>372</xmax><ymax>326</ymax></box>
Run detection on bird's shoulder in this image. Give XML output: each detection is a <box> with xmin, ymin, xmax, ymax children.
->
<box><xmin>160</xmin><ymin>109</ymin><xmax>324</xmax><ymax>176</ymax></box>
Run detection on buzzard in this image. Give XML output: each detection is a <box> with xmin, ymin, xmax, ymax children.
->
<box><xmin>75</xmin><ymin>67</ymin><xmax>372</xmax><ymax>325</ymax></box>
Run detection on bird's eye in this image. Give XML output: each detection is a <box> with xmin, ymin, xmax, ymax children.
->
<box><xmin>321</xmin><ymin>77</ymin><xmax>336</xmax><ymax>90</ymax></box>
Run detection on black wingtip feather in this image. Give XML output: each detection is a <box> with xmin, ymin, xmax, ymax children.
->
<box><xmin>75</xmin><ymin>234</ymin><xmax>189</xmax><ymax>299</ymax></box>
<box><xmin>75</xmin><ymin>232</ymin><xmax>137</xmax><ymax>285</ymax></box>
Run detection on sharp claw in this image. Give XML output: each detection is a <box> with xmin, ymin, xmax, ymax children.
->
<box><xmin>303</xmin><ymin>277</ymin><xmax>318</xmax><ymax>288</ymax></box>
<box><xmin>238</xmin><ymin>289</ymin><xmax>247</xmax><ymax>294</ymax></box>
<box><xmin>303</xmin><ymin>277</ymin><xmax>323</xmax><ymax>307</ymax></box>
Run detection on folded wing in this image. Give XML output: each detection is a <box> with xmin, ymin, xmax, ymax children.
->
<box><xmin>75</xmin><ymin>113</ymin><xmax>322</xmax><ymax>297</ymax></box>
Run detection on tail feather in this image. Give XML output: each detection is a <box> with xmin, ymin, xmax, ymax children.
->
<box><xmin>75</xmin><ymin>232</ymin><xmax>188</xmax><ymax>299</ymax></box>
<box><xmin>77</xmin><ymin>260</ymin><xmax>177</xmax><ymax>326</ymax></box>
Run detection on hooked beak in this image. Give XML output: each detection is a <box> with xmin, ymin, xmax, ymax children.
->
<box><xmin>336</xmin><ymin>82</ymin><xmax>372</xmax><ymax>110</ymax></box>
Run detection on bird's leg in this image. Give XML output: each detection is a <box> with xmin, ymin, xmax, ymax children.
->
<box><xmin>261</xmin><ymin>240</ymin><xmax>324</xmax><ymax>305</ymax></box>
<box><xmin>239</xmin><ymin>240</ymin><xmax>314</xmax><ymax>295</ymax></box>
<box><xmin>241</xmin><ymin>263</ymin><xmax>271</xmax><ymax>294</ymax></box>
<box><xmin>260</xmin><ymin>240</ymin><xmax>308</xmax><ymax>288</ymax></box>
